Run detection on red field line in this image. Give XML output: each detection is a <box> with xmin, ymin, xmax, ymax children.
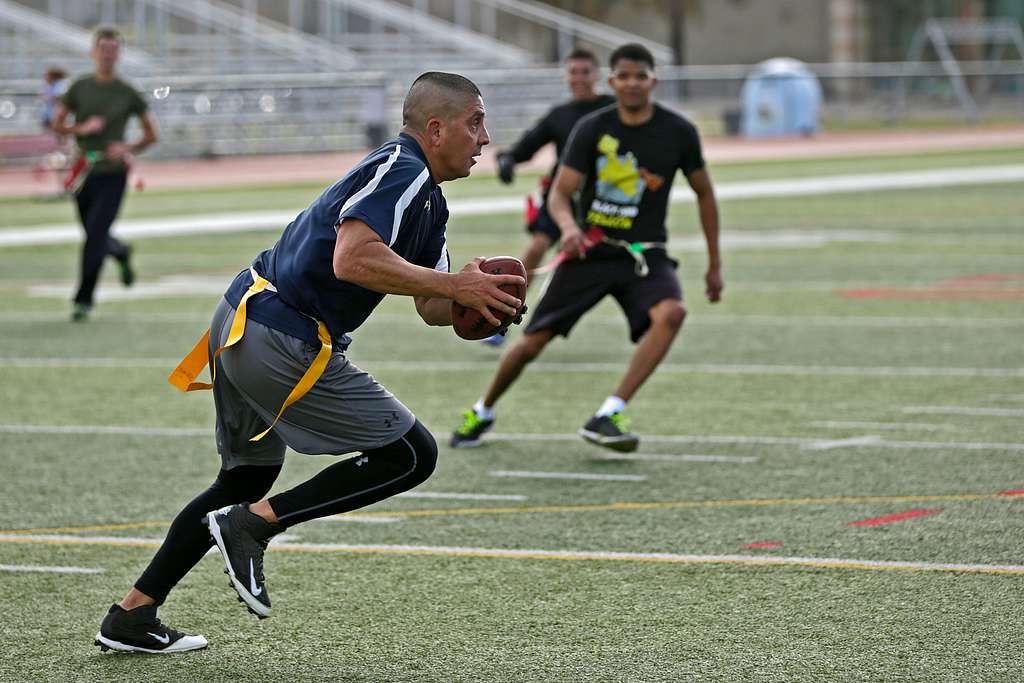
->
<box><xmin>847</xmin><ymin>508</ymin><xmax>942</xmax><ymax>527</ymax></box>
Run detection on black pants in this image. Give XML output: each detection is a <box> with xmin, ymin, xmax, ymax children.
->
<box><xmin>134</xmin><ymin>421</ymin><xmax>437</xmax><ymax>603</ymax></box>
<box><xmin>74</xmin><ymin>171</ymin><xmax>129</xmax><ymax>306</ymax></box>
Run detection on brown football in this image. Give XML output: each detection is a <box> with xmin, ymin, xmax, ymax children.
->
<box><xmin>451</xmin><ymin>256</ymin><xmax>527</xmax><ymax>340</ymax></box>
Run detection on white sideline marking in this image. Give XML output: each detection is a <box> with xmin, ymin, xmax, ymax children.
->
<box><xmin>2</xmin><ymin>424</ymin><xmax>1021</xmax><ymax>452</ymax></box>
<box><xmin>0</xmin><ymin>563</ymin><xmax>103</xmax><ymax>574</ymax></box>
<box><xmin>803</xmin><ymin>436</ymin><xmax>885</xmax><ymax>451</ymax></box>
<box><xmin>591</xmin><ymin>453</ymin><xmax>758</xmax><ymax>464</ymax></box>
<box><xmin>5</xmin><ymin>357</ymin><xmax>1023</xmax><ymax>378</ymax></box>
<box><xmin>903</xmin><ymin>406</ymin><xmax>1024</xmax><ymax>418</ymax></box>
<box><xmin>4</xmin><ymin>164</ymin><xmax>1024</xmax><ymax>247</ymax></box>
<box><xmin>490</xmin><ymin>470</ymin><xmax>647</xmax><ymax>482</ymax></box>
<box><xmin>3</xmin><ymin>534</ymin><xmax>1023</xmax><ymax>575</ymax></box>
<box><xmin>808</xmin><ymin>421</ymin><xmax>957</xmax><ymax>432</ymax></box>
<box><xmin>397</xmin><ymin>492</ymin><xmax>528</xmax><ymax>501</ymax></box>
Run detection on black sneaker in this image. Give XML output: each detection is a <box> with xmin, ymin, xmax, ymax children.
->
<box><xmin>117</xmin><ymin>245</ymin><xmax>135</xmax><ymax>287</ymax></box>
<box><xmin>450</xmin><ymin>408</ymin><xmax>494</xmax><ymax>448</ymax></box>
<box><xmin>205</xmin><ymin>504</ymin><xmax>283</xmax><ymax>618</ymax></box>
<box><xmin>71</xmin><ymin>303</ymin><xmax>92</xmax><ymax>322</ymax></box>
<box><xmin>579</xmin><ymin>412</ymin><xmax>640</xmax><ymax>452</ymax></box>
<box><xmin>94</xmin><ymin>603</ymin><xmax>208</xmax><ymax>654</ymax></box>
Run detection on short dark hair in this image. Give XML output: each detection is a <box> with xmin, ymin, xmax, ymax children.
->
<box><xmin>93</xmin><ymin>27</ymin><xmax>123</xmax><ymax>46</ymax></box>
<box><xmin>402</xmin><ymin>72</ymin><xmax>482</xmax><ymax>130</ymax></box>
<box><xmin>610</xmin><ymin>43</ymin><xmax>655</xmax><ymax>70</ymax></box>
<box><xmin>566</xmin><ymin>48</ymin><xmax>598</xmax><ymax>65</ymax></box>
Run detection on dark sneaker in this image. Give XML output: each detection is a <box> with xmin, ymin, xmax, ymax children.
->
<box><xmin>205</xmin><ymin>504</ymin><xmax>283</xmax><ymax>618</ymax></box>
<box><xmin>94</xmin><ymin>603</ymin><xmax>208</xmax><ymax>654</ymax></box>
<box><xmin>71</xmin><ymin>303</ymin><xmax>92</xmax><ymax>322</ymax></box>
<box><xmin>117</xmin><ymin>246</ymin><xmax>135</xmax><ymax>287</ymax></box>
<box><xmin>450</xmin><ymin>409</ymin><xmax>494</xmax><ymax>448</ymax></box>
<box><xmin>579</xmin><ymin>412</ymin><xmax>640</xmax><ymax>452</ymax></box>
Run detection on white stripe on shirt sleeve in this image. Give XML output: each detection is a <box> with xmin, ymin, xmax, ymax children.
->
<box><xmin>337</xmin><ymin>144</ymin><xmax>402</xmax><ymax>226</ymax></box>
<box><xmin>390</xmin><ymin>167</ymin><xmax>431</xmax><ymax>247</ymax></box>
<box><xmin>434</xmin><ymin>241</ymin><xmax>450</xmax><ymax>272</ymax></box>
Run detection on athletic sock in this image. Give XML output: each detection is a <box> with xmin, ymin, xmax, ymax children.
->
<box><xmin>595</xmin><ymin>396</ymin><xmax>626</xmax><ymax>418</ymax></box>
<box><xmin>474</xmin><ymin>398</ymin><xmax>495</xmax><ymax>421</ymax></box>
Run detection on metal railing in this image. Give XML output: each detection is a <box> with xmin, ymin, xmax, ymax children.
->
<box><xmin>2</xmin><ymin>61</ymin><xmax>1023</xmax><ymax>161</ymax></box>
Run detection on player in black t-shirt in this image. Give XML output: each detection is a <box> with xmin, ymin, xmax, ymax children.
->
<box><xmin>452</xmin><ymin>43</ymin><xmax>723</xmax><ymax>452</ymax></box>
<box><xmin>483</xmin><ymin>48</ymin><xmax>615</xmax><ymax>347</ymax></box>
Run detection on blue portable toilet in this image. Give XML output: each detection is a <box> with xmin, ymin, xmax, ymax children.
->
<box><xmin>741</xmin><ymin>58</ymin><xmax>823</xmax><ymax>137</ymax></box>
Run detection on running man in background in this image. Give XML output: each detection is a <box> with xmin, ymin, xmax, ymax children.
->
<box><xmin>94</xmin><ymin>72</ymin><xmax>525</xmax><ymax>654</ymax></box>
<box><xmin>452</xmin><ymin>43</ymin><xmax>723</xmax><ymax>452</ymax></box>
<box><xmin>51</xmin><ymin>27</ymin><xmax>158</xmax><ymax>322</ymax></box>
<box><xmin>483</xmin><ymin>48</ymin><xmax>615</xmax><ymax>347</ymax></box>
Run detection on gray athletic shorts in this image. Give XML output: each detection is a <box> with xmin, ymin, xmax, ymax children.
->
<box><xmin>209</xmin><ymin>297</ymin><xmax>416</xmax><ymax>469</ymax></box>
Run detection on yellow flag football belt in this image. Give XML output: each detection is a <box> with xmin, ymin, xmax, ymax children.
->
<box><xmin>168</xmin><ymin>267</ymin><xmax>333</xmax><ymax>442</ymax></box>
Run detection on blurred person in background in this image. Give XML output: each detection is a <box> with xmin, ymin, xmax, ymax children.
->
<box><xmin>51</xmin><ymin>27</ymin><xmax>158</xmax><ymax>322</ymax></box>
<box><xmin>39</xmin><ymin>66</ymin><xmax>68</xmax><ymax>132</ymax></box>
<box><xmin>482</xmin><ymin>47</ymin><xmax>616</xmax><ymax>347</ymax></box>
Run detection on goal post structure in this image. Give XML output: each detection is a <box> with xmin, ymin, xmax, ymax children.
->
<box><xmin>896</xmin><ymin>17</ymin><xmax>1024</xmax><ymax>122</ymax></box>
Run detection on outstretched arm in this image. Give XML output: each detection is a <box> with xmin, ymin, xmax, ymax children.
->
<box><xmin>686</xmin><ymin>168</ymin><xmax>724</xmax><ymax>303</ymax></box>
<box><xmin>334</xmin><ymin>219</ymin><xmax>524</xmax><ymax>327</ymax></box>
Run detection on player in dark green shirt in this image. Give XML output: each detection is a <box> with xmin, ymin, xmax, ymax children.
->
<box><xmin>52</xmin><ymin>27</ymin><xmax>158</xmax><ymax>321</ymax></box>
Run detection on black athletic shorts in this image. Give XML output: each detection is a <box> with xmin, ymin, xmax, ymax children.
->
<box><xmin>526</xmin><ymin>203</ymin><xmax>562</xmax><ymax>243</ymax></box>
<box><xmin>525</xmin><ymin>249</ymin><xmax>682</xmax><ymax>343</ymax></box>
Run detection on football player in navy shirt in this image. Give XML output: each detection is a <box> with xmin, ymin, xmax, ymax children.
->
<box><xmin>94</xmin><ymin>72</ymin><xmax>525</xmax><ymax>654</ymax></box>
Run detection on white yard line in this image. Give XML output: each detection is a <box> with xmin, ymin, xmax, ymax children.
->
<box><xmin>0</xmin><ymin>424</ymin><xmax>209</xmax><ymax>436</ymax></box>
<box><xmin>484</xmin><ymin>432</ymin><xmax>1024</xmax><ymax>452</ymax></box>
<box><xmin>808</xmin><ymin>421</ymin><xmax>957</xmax><ymax>432</ymax></box>
<box><xmin>4</xmin><ymin>357</ymin><xmax>1022</xmax><ymax>378</ymax></box>
<box><xmin>591</xmin><ymin>453</ymin><xmax>758</xmax><ymax>464</ymax></box>
<box><xmin>397</xmin><ymin>492</ymin><xmax>528</xmax><ymax>501</ymax></box>
<box><xmin>2</xmin><ymin>534</ymin><xmax>1022</xmax><ymax>575</ymax></box>
<box><xmin>490</xmin><ymin>470</ymin><xmax>647</xmax><ymax>482</ymax></box>
<box><xmin>803</xmin><ymin>435</ymin><xmax>885</xmax><ymax>451</ymax></box>
<box><xmin>903</xmin><ymin>406</ymin><xmax>1024</xmax><ymax>417</ymax></box>
<box><xmin>3</xmin><ymin>164</ymin><xmax>1023</xmax><ymax>248</ymax></box>
<box><xmin>2</xmin><ymin>424</ymin><xmax>1021</xmax><ymax>452</ymax></box>
<box><xmin>3</xmin><ymin>310</ymin><xmax>1021</xmax><ymax>329</ymax></box>
<box><xmin>0</xmin><ymin>563</ymin><xmax>104</xmax><ymax>574</ymax></box>
<box><xmin>317</xmin><ymin>516</ymin><xmax>405</xmax><ymax>524</ymax></box>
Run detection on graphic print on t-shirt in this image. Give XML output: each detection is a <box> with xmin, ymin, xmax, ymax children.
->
<box><xmin>587</xmin><ymin>134</ymin><xmax>664</xmax><ymax>231</ymax></box>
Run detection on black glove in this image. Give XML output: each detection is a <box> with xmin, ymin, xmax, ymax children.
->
<box><xmin>498</xmin><ymin>304</ymin><xmax>528</xmax><ymax>336</ymax></box>
<box><xmin>496</xmin><ymin>153</ymin><xmax>515</xmax><ymax>185</ymax></box>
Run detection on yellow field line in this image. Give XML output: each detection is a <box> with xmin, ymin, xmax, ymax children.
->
<box><xmin>0</xmin><ymin>492</ymin><xmax>1016</xmax><ymax>536</ymax></box>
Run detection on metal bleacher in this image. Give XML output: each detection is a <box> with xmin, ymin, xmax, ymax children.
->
<box><xmin>0</xmin><ymin>0</ymin><xmax>670</xmax><ymax>158</ymax></box>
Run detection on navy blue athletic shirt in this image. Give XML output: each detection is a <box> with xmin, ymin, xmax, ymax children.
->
<box><xmin>223</xmin><ymin>133</ymin><xmax>450</xmax><ymax>349</ymax></box>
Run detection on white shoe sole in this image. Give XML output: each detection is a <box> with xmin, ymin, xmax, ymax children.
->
<box><xmin>578</xmin><ymin>428</ymin><xmax>640</xmax><ymax>453</ymax></box>
<box><xmin>94</xmin><ymin>632</ymin><xmax>208</xmax><ymax>654</ymax></box>
<box><xmin>206</xmin><ymin>510</ymin><xmax>272</xmax><ymax>618</ymax></box>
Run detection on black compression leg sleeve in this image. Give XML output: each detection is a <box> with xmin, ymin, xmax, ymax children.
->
<box><xmin>269</xmin><ymin>420</ymin><xmax>437</xmax><ymax>527</ymax></box>
<box><xmin>133</xmin><ymin>464</ymin><xmax>281</xmax><ymax>604</ymax></box>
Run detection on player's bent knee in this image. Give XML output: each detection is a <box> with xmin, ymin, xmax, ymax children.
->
<box><xmin>395</xmin><ymin>419</ymin><xmax>437</xmax><ymax>487</ymax></box>
<box><xmin>652</xmin><ymin>300</ymin><xmax>687</xmax><ymax>331</ymax></box>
